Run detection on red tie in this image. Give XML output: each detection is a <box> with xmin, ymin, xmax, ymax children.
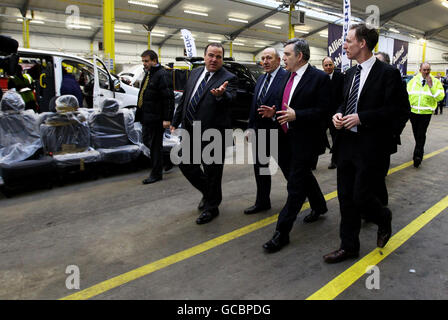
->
<box><xmin>281</xmin><ymin>72</ymin><xmax>297</xmax><ymax>133</ymax></box>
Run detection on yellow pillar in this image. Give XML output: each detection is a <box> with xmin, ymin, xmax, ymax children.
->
<box><xmin>103</xmin><ymin>0</ymin><xmax>115</xmax><ymax>73</ymax></box>
<box><xmin>90</xmin><ymin>41</ymin><xmax>94</xmax><ymax>55</ymax></box>
<box><xmin>229</xmin><ymin>41</ymin><xmax>233</xmax><ymax>58</ymax></box>
<box><xmin>148</xmin><ymin>31</ymin><xmax>151</xmax><ymax>50</ymax></box>
<box><xmin>422</xmin><ymin>40</ymin><xmax>427</xmax><ymax>63</ymax></box>
<box><xmin>158</xmin><ymin>47</ymin><xmax>161</xmax><ymax>63</ymax></box>
<box><xmin>22</xmin><ymin>18</ymin><xmax>30</xmax><ymax>48</ymax></box>
<box><xmin>288</xmin><ymin>3</ymin><xmax>295</xmax><ymax>39</ymax></box>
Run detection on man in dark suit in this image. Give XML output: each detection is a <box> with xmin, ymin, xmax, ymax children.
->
<box><xmin>261</xmin><ymin>38</ymin><xmax>329</xmax><ymax>253</ymax></box>
<box><xmin>137</xmin><ymin>50</ymin><xmax>174</xmax><ymax>184</ymax></box>
<box><xmin>324</xmin><ymin>24</ymin><xmax>404</xmax><ymax>264</ymax></box>
<box><xmin>322</xmin><ymin>56</ymin><xmax>344</xmax><ymax>169</ymax></box>
<box><xmin>171</xmin><ymin>43</ymin><xmax>237</xmax><ymax>225</ymax></box>
<box><xmin>244</xmin><ymin>47</ymin><xmax>288</xmax><ymax>215</ymax></box>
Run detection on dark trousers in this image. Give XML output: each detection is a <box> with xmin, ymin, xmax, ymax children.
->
<box><xmin>336</xmin><ymin>132</ymin><xmax>390</xmax><ymax>253</ymax></box>
<box><xmin>178</xmin><ymin>127</ymin><xmax>227</xmax><ymax>213</ymax></box>
<box><xmin>410</xmin><ymin>113</ymin><xmax>432</xmax><ymax>159</ymax></box>
<box><xmin>328</xmin><ymin>120</ymin><xmax>337</xmax><ymax>164</ymax></box>
<box><xmin>143</xmin><ymin>122</ymin><xmax>164</xmax><ymax>179</ymax></box>
<box><xmin>253</xmin><ymin>128</ymin><xmax>290</xmax><ymax>207</ymax></box>
<box><xmin>275</xmin><ymin>133</ymin><xmax>327</xmax><ymax>235</ymax></box>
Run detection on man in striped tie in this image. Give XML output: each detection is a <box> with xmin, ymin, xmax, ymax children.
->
<box><xmin>171</xmin><ymin>43</ymin><xmax>237</xmax><ymax>225</ymax></box>
<box><xmin>324</xmin><ymin>24</ymin><xmax>404</xmax><ymax>263</ymax></box>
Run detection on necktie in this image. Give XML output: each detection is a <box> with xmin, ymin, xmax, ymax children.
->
<box><xmin>186</xmin><ymin>71</ymin><xmax>211</xmax><ymax>124</ymax></box>
<box><xmin>138</xmin><ymin>71</ymin><xmax>149</xmax><ymax>108</ymax></box>
<box><xmin>422</xmin><ymin>79</ymin><xmax>426</xmax><ymax>87</ymax></box>
<box><xmin>344</xmin><ymin>65</ymin><xmax>363</xmax><ymax>116</ymax></box>
<box><xmin>280</xmin><ymin>72</ymin><xmax>297</xmax><ymax>133</ymax></box>
<box><xmin>257</xmin><ymin>73</ymin><xmax>271</xmax><ymax>106</ymax></box>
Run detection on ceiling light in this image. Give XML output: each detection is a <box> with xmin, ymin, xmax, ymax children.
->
<box><xmin>184</xmin><ymin>10</ymin><xmax>208</xmax><ymax>16</ymax></box>
<box><xmin>128</xmin><ymin>1</ymin><xmax>158</xmax><ymax>8</ymax></box>
<box><xmin>208</xmin><ymin>39</ymin><xmax>221</xmax><ymax>42</ymax></box>
<box><xmin>442</xmin><ymin>1</ymin><xmax>448</xmax><ymax>9</ymax></box>
<box><xmin>254</xmin><ymin>45</ymin><xmax>265</xmax><ymax>48</ymax></box>
<box><xmin>320</xmin><ymin>33</ymin><xmax>328</xmax><ymax>38</ymax></box>
<box><xmin>67</xmin><ymin>24</ymin><xmax>92</xmax><ymax>30</ymax></box>
<box><xmin>232</xmin><ymin>42</ymin><xmax>245</xmax><ymax>45</ymax></box>
<box><xmin>151</xmin><ymin>33</ymin><xmax>165</xmax><ymax>37</ymax></box>
<box><xmin>265</xmin><ymin>24</ymin><xmax>281</xmax><ymax>29</ymax></box>
<box><xmin>229</xmin><ymin>17</ymin><xmax>249</xmax><ymax>24</ymax></box>
<box><xmin>16</xmin><ymin>18</ymin><xmax>45</xmax><ymax>24</ymax></box>
<box><xmin>295</xmin><ymin>29</ymin><xmax>309</xmax><ymax>34</ymax></box>
<box><xmin>389</xmin><ymin>27</ymin><xmax>400</xmax><ymax>34</ymax></box>
<box><xmin>115</xmin><ymin>29</ymin><xmax>132</xmax><ymax>34</ymax></box>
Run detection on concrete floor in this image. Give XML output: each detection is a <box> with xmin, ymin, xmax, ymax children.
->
<box><xmin>1</xmin><ymin>112</ymin><xmax>447</xmax><ymax>300</ymax></box>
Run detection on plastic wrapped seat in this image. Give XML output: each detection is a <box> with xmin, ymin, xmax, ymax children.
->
<box><xmin>0</xmin><ymin>91</ymin><xmax>55</xmax><ymax>193</ymax></box>
<box><xmin>88</xmin><ymin>98</ymin><xmax>143</xmax><ymax>164</ymax></box>
<box><xmin>39</xmin><ymin>95</ymin><xmax>100</xmax><ymax>168</ymax></box>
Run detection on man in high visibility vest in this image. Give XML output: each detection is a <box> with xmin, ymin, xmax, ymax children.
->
<box><xmin>407</xmin><ymin>62</ymin><xmax>445</xmax><ymax>168</ymax></box>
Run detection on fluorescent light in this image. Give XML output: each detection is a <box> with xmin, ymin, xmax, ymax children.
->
<box><xmin>128</xmin><ymin>1</ymin><xmax>158</xmax><ymax>8</ymax></box>
<box><xmin>67</xmin><ymin>24</ymin><xmax>92</xmax><ymax>30</ymax></box>
<box><xmin>115</xmin><ymin>29</ymin><xmax>132</xmax><ymax>34</ymax></box>
<box><xmin>320</xmin><ymin>33</ymin><xmax>328</xmax><ymax>38</ymax></box>
<box><xmin>265</xmin><ymin>24</ymin><xmax>281</xmax><ymax>29</ymax></box>
<box><xmin>16</xmin><ymin>18</ymin><xmax>45</xmax><ymax>24</ymax></box>
<box><xmin>295</xmin><ymin>29</ymin><xmax>309</xmax><ymax>34</ymax></box>
<box><xmin>232</xmin><ymin>42</ymin><xmax>245</xmax><ymax>45</ymax></box>
<box><xmin>229</xmin><ymin>17</ymin><xmax>249</xmax><ymax>24</ymax></box>
<box><xmin>254</xmin><ymin>45</ymin><xmax>265</xmax><ymax>48</ymax></box>
<box><xmin>184</xmin><ymin>10</ymin><xmax>208</xmax><ymax>16</ymax></box>
<box><xmin>389</xmin><ymin>27</ymin><xmax>400</xmax><ymax>34</ymax></box>
<box><xmin>442</xmin><ymin>1</ymin><xmax>448</xmax><ymax>9</ymax></box>
<box><xmin>208</xmin><ymin>39</ymin><xmax>222</xmax><ymax>42</ymax></box>
<box><xmin>151</xmin><ymin>33</ymin><xmax>165</xmax><ymax>37</ymax></box>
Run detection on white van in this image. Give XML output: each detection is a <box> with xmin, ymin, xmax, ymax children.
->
<box><xmin>13</xmin><ymin>48</ymin><xmax>138</xmax><ymax>112</ymax></box>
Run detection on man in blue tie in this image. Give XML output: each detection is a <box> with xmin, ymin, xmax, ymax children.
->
<box><xmin>324</xmin><ymin>24</ymin><xmax>404</xmax><ymax>263</ymax></box>
<box><xmin>171</xmin><ymin>43</ymin><xmax>238</xmax><ymax>225</ymax></box>
<box><xmin>244</xmin><ymin>48</ymin><xmax>288</xmax><ymax>215</ymax></box>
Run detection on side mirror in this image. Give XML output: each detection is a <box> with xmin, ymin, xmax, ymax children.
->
<box><xmin>114</xmin><ymin>79</ymin><xmax>121</xmax><ymax>91</ymax></box>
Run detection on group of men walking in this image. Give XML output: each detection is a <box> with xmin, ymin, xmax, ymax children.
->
<box><xmin>137</xmin><ymin>23</ymin><xmax>445</xmax><ymax>264</ymax></box>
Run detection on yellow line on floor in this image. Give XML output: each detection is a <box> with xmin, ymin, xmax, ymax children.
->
<box><xmin>60</xmin><ymin>146</ymin><xmax>448</xmax><ymax>300</ymax></box>
<box><xmin>306</xmin><ymin>194</ymin><xmax>448</xmax><ymax>300</ymax></box>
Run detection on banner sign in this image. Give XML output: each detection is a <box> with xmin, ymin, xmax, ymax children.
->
<box><xmin>392</xmin><ymin>39</ymin><xmax>409</xmax><ymax>76</ymax></box>
<box><xmin>181</xmin><ymin>29</ymin><xmax>197</xmax><ymax>58</ymax></box>
<box><xmin>341</xmin><ymin>0</ymin><xmax>352</xmax><ymax>72</ymax></box>
<box><xmin>328</xmin><ymin>24</ymin><xmax>343</xmax><ymax>68</ymax></box>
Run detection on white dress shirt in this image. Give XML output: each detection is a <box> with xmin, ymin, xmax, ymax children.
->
<box><xmin>287</xmin><ymin>63</ymin><xmax>309</xmax><ymax>107</ymax></box>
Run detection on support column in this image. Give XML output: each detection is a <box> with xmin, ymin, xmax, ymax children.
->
<box><xmin>103</xmin><ymin>0</ymin><xmax>115</xmax><ymax>73</ymax></box>
<box><xmin>288</xmin><ymin>3</ymin><xmax>295</xmax><ymax>39</ymax></box>
<box><xmin>229</xmin><ymin>41</ymin><xmax>233</xmax><ymax>58</ymax></box>
<box><xmin>421</xmin><ymin>39</ymin><xmax>427</xmax><ymax>62</ymax></box>
<box><xmin>148</xmin><ymin>31</ymin><xmax>151</xmax><ymax>50</ymax></box>
<box><xmin>22</xmin><ymin>18</ymin><xmax>30</xmax><ymax>48</ymax></box>
<box><xmin>158</xmin><ymin>47</ymin><xmax>161</xmax><ymax>63</ymax></box>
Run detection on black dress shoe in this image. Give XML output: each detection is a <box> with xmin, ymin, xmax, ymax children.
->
<box><xmin>244</xmin><ymin>204</ymin><xmax>271</xmax><ymax>215</ymax></box>
<box><xmin>377</xmin><ymin>208</ymin><xmax>392</xmax><ymax>248</ymax></box>
<box><xmin>142</xmin><ymin>176</ymin><xmax>162</xmax><ymax>184</ymax></box>
<box><xmin>198</xmin><ymin>197</ymin><xmax>205</xmax><ymax>211</ymax></box>
<box><xmin>303</xmin><ymin>208</ymin><xmax>328</xmax><ymax>223</ymax></box>
<box><xmin>196</xmin><ymin>210</ymin><xmax>219</xmax><ymax>225</ymax></box>
<box><xmin>262</xmin><ymin>231</ymin><xmax>289</xmax><ymax>253</ymax></box>
<box><xmin>323</xmin><ymin>249</ymin><xmax>359</xmax><ymax>264</ymax></box>
<box><xmin>413</xmin><ymin>156</ymin><xmax>422</xmax><ymax>168</ymax></box>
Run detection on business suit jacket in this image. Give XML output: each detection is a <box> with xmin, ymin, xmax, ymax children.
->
<box><xmin>172</xmin><ymin>66</ymin><xmax>237</xmax><ymax>132</ymax></box>
<box><xmin>248</xmin><ymin>67</ymin><xmax>288</xmax><ymax>130</ymax></box>
<box><xmin>334</xmin><ymin>59</ymin><xmax>405</xmax><ymax>161</ymax></box>
<box><xmin>279</xmin><ymin>65</ymin><xmax>331</xmax><ymax>159</ymax></box>
<box><xmin>329</xmin><ymin>71</ymin><xmax>345</xmax><ymax>116</ymax></box>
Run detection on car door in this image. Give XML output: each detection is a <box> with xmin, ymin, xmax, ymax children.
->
<box><xmin>93</xmin><ymin>55</ymin><xmax>114</xmax><ymax>109</ymax></box>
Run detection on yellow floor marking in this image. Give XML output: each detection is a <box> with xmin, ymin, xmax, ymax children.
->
<box><xmin>307</xmin><ymin>194</ymin><xmax>448</xmax><ymax>300</ymax></box>
<box><xmin>60</xmin><ymin>146</ymin><xmax>448</xmax><ymax>300</ymax></box>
